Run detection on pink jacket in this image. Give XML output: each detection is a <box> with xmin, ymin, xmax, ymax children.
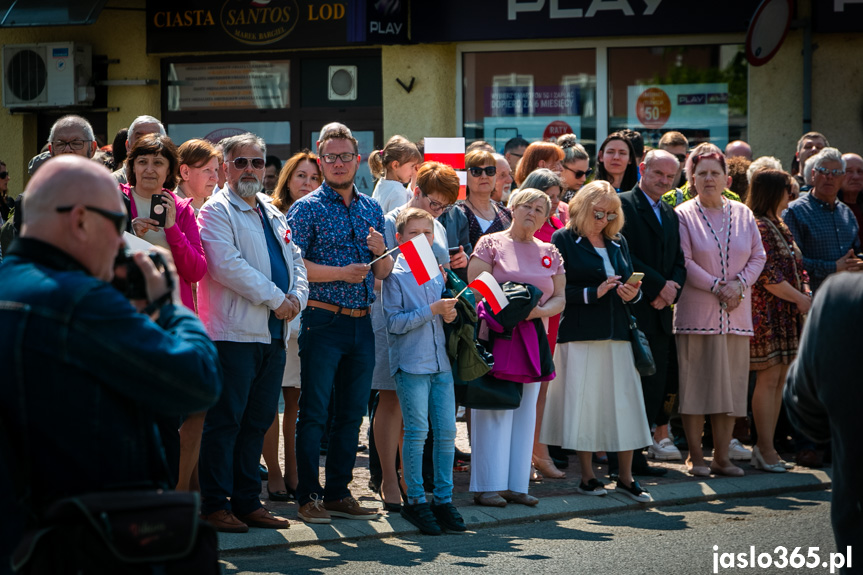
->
<box><xmin>673</xmin><ymin>199</ymin><xmax>766</xmax><ymax>336</ymax></box>
<box><xmin>122</xmin><ymin>185</ymin><xmax>207</xmax><ymax>311</ymax></box>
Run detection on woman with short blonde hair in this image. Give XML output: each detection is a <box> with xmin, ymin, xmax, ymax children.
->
<box><xmin>541</xmin><ymin>180</ymin><xmax>653</xmax><ymax>502</ymax></box>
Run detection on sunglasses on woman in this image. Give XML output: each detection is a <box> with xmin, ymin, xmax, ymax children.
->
<box><xmin>231</xmin><ymin>157</ymin><xmax>266</xmax><ymax>170</ymax></box>
<box><xmin>563</xmin><ymin>165</ymin><xmax>593</xmax><ymax>179</ymax></box>
<box><xmin>594</xmin><ymin>210</ymin><xmax>618</xmax><ymax>221</ymax></box>
<box><xmin>468</xmin><ymin>166</ymin><xmax>496</xmax><ymax>177</ymax></box>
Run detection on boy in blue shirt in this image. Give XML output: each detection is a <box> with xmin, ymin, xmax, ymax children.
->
<box><xmin>382</xmin><ymin>208</ymin><xmax>464</xmax><ymax>535</ymax></box>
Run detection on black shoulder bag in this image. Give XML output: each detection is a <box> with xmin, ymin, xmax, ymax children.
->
<box><xmin>3</xmin><ymin>370</ymin><xmax>219</xmax><ymax>574</ymax></box>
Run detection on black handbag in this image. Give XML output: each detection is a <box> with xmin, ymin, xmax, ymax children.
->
<box><xmin>454</xmin><ymin>372</ymin><xmax>524</xmax><ymax>410</ymax></box>
<box><xmin>11</xmin><ymin>490</ymin><xmax>219</xmax><ymax>574</ymax></box>
<box><xmin>627</xmin><ymin>313</ymin><xmax>657</xmax><ymax>377</ymax></box>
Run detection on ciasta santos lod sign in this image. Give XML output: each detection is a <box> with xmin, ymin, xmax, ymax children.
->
<box><xmin>146</xmin><ymin>0</ymin><xmax>407</xmax><ymax>53</ymax></box>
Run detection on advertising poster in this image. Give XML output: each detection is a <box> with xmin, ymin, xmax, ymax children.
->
<box><xmin>626</xmin><ymin>83</ymin><xmax>729</xmax><ymax>149</ymax></box>
<box><xmin>483</xmin><ymin>84</ymin><xmax>583</xmax><ymax>152</ymax></box>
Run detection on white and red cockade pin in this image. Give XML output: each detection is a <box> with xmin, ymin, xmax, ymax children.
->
<box><xmin>541</xmin><ymin>255</ymin><xmax>552</xmax><ymax>268</ymax></box>
<box><xmin>284</xmin><ymin>228</ymin><xmax>292</xmax><ymax>244</ymax></box>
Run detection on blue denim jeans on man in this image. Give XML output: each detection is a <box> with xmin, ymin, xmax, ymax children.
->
<box><xmin>295</xmin><ymin>309</ymin><xmax>375</xmax><ymax>505</ymax></box>
<box><xmin>199</xmin><ymin>340</ymin><xmax>285</xmax><ymax>516</ymax></box>
<box><xmin>394</xmin><ymin>370</ymin><xmax>456</xmax><ymax>504</ymax></box>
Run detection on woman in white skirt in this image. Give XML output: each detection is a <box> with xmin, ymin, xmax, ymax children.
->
<box><xmin>541</xmin><ymin>180</ymin><xmax>653</xmax><ymax>502</ymax></box>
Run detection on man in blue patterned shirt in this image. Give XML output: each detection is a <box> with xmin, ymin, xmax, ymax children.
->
<box><xmin>288</xmin><ymin>126</ymin><xmax>393</xmax><ymax>523</ymax></box>
<box><xmin>785</xmin><ymin>147</ymin><xmax>863</xmax><ymax>294</ymax></box>
<box><xmin>783</xmin><ymin>145</ymin><xmax>862</xmax><ymax>470</ymax></box>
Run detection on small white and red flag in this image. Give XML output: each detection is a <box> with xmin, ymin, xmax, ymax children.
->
<box><xmin>424</xmin><ymin>137</ymin><xmax>467</xmax><ymax>200</ymax></box>
<box><xmin>468</xmin><ymin>271</ymin><xmax>509</xmax><ymax>314</ymax></box>
<box><xmin>400</xmin><ymin>234</ymin><xmax>441</xmax><ymax>285</ymax></box>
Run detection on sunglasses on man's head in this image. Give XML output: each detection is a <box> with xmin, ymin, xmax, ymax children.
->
<box><xmin>594</xmin><ymin>210</ymin><xmax>618</xmax><ymax>221</ymax></box>
<box><xmin>231</xmin><ymin>157</ymin><xmax>266</xmax><ymax>170</ymax></box>
<box><xmin>468</xmin><ymin>166</ymin><xmax>496</xmax><ymax>177</ymax></box>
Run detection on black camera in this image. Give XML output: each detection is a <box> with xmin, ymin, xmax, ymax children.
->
<box><xmin>112</xmin><ymin>248</ymin><xmax>169</xmax><ymax>300</ymax></box>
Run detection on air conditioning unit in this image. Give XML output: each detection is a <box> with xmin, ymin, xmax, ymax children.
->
<box><xmin>2</xmin><ymin>42</ymin><xmax>95</xmax><ymax>108</ymax></box>
<box><xmin>328</xmin><ymin>65</ymin><xmax>357</xmax><ymax>101</ymax></box>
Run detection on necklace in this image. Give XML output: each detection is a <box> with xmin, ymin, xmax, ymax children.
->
<box><xmin>466</xmin><ymin>197</ymin><xmax>495</xmax><ymax>220</ymax></box>
<box><xmin>695</xmin><ymin>197</ymin><xmax>732</xmax><ymax>313</ymax></box>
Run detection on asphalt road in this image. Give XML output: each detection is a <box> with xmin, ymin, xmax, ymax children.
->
<box><xmin>220</xmin><ymin>490</ymin><xmax>844</xmax><ymax>575</ymax></box>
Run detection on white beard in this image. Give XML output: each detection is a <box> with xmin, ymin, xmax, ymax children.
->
<box><xmin>236</xmin><ymin>179</ymin><xmax>261</xmax><ymax>197</ymax></box>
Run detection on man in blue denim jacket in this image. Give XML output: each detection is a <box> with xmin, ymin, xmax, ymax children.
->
<box><xmin>0</xmin><ymin>156</ymin><xmax>222</xmax><ymax>572</ymax></box>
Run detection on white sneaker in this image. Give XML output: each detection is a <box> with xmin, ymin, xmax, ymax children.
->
<box><xmin>648</xmin><ymin>438</ymin><xmax>682</xmax><ymax>461</ymax></box>
<box><xmin>728</xmin><ymin>439</ymin><xmax>752</xmax><ymax>461</ymax></box>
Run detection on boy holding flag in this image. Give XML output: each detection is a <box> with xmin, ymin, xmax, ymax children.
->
<box><xmin>382</xmin><ymin>208</ymin><xmax>465</xmax><ymax>535</ymax></box>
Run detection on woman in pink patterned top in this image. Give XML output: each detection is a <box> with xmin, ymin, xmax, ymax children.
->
<box><xmin>673</xmin><ymin>150</ymin><xmax>766</xmax><ymax>478</ymax></box>
<box><xmin>467</xmin><ymin>189</ymin><xmax>565</xmax><ymax>508</ymax></box>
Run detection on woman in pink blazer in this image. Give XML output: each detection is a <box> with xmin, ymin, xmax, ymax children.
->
<box><xmin>673</xmin><ymin>145</ymin><xmax>766</xmax><ymax>478</ymax></box>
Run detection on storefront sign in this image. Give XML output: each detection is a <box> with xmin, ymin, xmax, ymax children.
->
<box><xmin>813</xmin><ymin>1</ymin><xmax>863</xmax><ymax>33</ymax></box>
<box><xmin>627</xmin><ymin>83</ymin><xmax>729</xmax><ymax>148</ymax></box>
<box><xmin>412</xmin><ymin>1</ymin><xmax>752</xmax><ymax>42</ymax></box>
<box><xmin>147</xmin><ymin>0</ymin><xmax>407</xmax><ymax>54</ymax></box>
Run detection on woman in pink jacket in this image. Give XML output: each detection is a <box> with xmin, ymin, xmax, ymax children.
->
<box><xmin>123</xmin><ymin>133</ymin><xmax>207</xmax><ymax>311</ymax></box>
<box><xmin>673</xmin><ymin>148</ymin><xmax>766</xmax><ymax>478</ymax></box>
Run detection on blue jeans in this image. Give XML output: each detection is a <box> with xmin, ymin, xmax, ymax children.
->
<box><xmin>199</xmin><ymin>340</ymin><xmax>285</xmax><ymax>516</ymax></box>
<box><xmin>394</xmin><ymin>370</ymin><xmax>456</xmax><ymax>504</ymax></box>
<box><xmin>295</xmin><ymin>309</ymin><xmax>375</xmax><ymax>505</ymax></box>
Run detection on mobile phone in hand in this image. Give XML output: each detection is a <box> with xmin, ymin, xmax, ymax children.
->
<box><xmin>626</xmin><ymin>272</ymin><xmax>645</xmax><ymax>285</ymax></box>
<box><xmin>149</xmin><ymin>194</ymin><xmax>167</xmax><ymax>227</ymax></box>
<box><xmin>448</xmin><ymin>246</ymin><xmax>461</xmax><ymax>255</ymax></box>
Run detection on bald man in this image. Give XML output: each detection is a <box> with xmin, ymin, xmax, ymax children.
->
<box><xmin>0</xmin><ymin>155</ymin><xmax>222</xmax><ymax>569</ymax></box>
<box><xmin>725</xmin><ymin>140</ymin><xmax>752</xmax><ymax>160</ymax></box>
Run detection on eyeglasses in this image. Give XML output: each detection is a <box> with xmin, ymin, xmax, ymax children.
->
<box><xmin>593</xmin><ymin>210</ymin><xmax>618</xmax><ymax>221</ymax></box>
<box><xmin>231</xmin><ymin>157</ymin><xmax>266</xmax><ymax>170</ymax></box>
<box><xmin>563</xmin><ymin>165</ymin><xmax>593</xmax><ymax>179</ymax></box>
<box><xmin>674</xmin><ymin>154</ymin><xmax>687</xmax><ymax>163</ymax></box>
<box><xmin>321</xmin><ymin>153</ymin><xmax>357</xmax><ymax>164</ymax></box>
<box><xmin>56</xmin><ymin>205</ymin><xmax>127</xmax><ymax>235</ymax></box>
<box><xmin>508</xmin><ymin>152</ymin><xmax>523</xmax><ymax>159</ymax></box>
<box><xmin>0</xmin><ymin>171</ymin><xmax>8</xmax><ymax>179</ymax></box>
<box><xmin>423</xmin><ymin>194</ymin><xmax>453</xmax><ymax>213</ymax></box>
<box><xmin>468</xmin><ymin>166</ymin><xmax>496</xmax><ymax>177</ymax></box>
<box><xmin>814</xmin><ymin>166</ymin><xmax>845</xmax><ymax>177</ymax></box>
<box><xmin>51</xmin><ymin>139</ymin><xmax>92</xmax><ymax>152</ymax></box>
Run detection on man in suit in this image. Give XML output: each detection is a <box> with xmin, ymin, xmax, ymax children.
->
<box><xmin>617</xmin><ymin>149</ymin><xmax>687</xmax><ymax>475</ymax></box>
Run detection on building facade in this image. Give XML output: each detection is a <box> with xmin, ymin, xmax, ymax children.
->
<box><xmin>1</xmin><ymin>0</ymin><xmax>861</xmax><ymax>196</ymax></box>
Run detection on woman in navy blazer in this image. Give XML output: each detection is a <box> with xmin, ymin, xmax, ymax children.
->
<box><xmin>540</xmin><ymin>180</ymin><xmax>653</xmax><ymax>502</ymax></box>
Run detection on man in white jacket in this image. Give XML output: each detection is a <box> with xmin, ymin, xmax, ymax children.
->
<box><xmin>196</xmin><ymin>133</ymin><xmax>308</xmax><ymax>533</ymax></box>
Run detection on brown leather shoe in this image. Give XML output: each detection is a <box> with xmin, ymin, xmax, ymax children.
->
<box><xmin>795</xmin><ymin>449</ymin><xmax>823</xmax><ymax>469</ymax></box>
<box><xmin>201</xmin><ymin>509</ymin><xmax>249</xmax><ymax>533</ymax></box>
<box><xmin>238</xmin><ymin>507</ymin><xmax>290</xmax><ymax>529</ymax></box>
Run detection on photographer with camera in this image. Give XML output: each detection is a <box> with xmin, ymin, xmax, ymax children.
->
<box><xmin>0</xmin><ymin>155</ymin><xmax>222</xmax><ymax>572</ymax></box>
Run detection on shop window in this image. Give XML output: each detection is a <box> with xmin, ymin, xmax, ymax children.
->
<box><xmin>608</xmin><ymin>45</ymin><xmax>747</xmax><ymax>150</ymax></box>
<box><xmin>463</xmin><ymin>49</ymin><xmax>596</xmax><ymax>155</ymax></box>
<box><xmin>166</xmin><ymin>60</ymin><xmax>290</xmax><ymax>112</ymax></box>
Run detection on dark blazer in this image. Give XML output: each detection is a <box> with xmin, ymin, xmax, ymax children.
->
<box><xmin>552</xmin><ymin>227</ymin><xmax>640</xmax><ymax>343</ymax></box>
<box><xmin>619</xmin><ymin>186</ymin><xmax>687</xmax><ymax>335</ymax></box>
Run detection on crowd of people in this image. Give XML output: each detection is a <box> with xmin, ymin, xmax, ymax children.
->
<box><xmin>1</xmin><ymin>113</ymin><xmax>860</xmax><ymax>547</ymax></box>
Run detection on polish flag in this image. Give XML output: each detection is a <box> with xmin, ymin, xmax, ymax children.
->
<box><xmin>424</xmin><ymin>137</ymin><xmax>467</xmax><ymax>200</ymax></box>
<box><xmin>400</xmin><ymin>234</ymin><xmax>441</xmax><ymax>285</ymax></box>
<box><xmin>468</xmin><ymin>272</ymin><xmax>509</xmax><ymax>314</ymax></box>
